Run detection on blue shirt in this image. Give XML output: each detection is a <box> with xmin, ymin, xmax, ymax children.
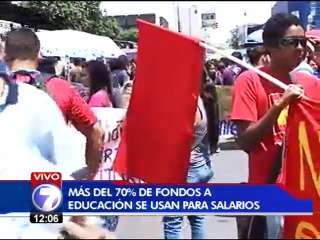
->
<box><xmin>0</xmin><ymin>61</ymin><xmax>8</xmax><ymax>74</ymax></box>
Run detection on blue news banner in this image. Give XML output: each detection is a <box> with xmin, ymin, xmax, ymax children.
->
<box><xmin>0</xmin><ymin>181</ymin><xmax>313</xmax><ymax>215</ymax></box>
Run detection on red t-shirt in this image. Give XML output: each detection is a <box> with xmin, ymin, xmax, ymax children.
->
<box><xmin>229</xmin><ymin>66</ymin><xmax>319</xmax><ymax>184</ymax></box>
<box><xmin>15</xmin><ymin>74</ymin><xmax>96</xmax><ymax>134</ymax></box>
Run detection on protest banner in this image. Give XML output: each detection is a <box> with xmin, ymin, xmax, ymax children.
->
<box><xmin>283</xmin><ymin>100</ymin><xmax>320</xmax><ymax>239</ymax></box>
<box><xmin>70</xmin><ymin>107</ymin><xmax>142</xmax><ymax>183</ymax></box>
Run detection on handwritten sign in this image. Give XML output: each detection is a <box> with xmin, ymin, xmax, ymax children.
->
<box><xmin>91</xmin><ymin>107</ymin><xmax>143</xmax><ymax>183</ymax></box>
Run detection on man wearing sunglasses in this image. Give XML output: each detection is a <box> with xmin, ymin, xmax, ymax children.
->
<box><xmin>230</xmin><ymin>13</ymin><xmax>320</xmax><ymax>239</ymax></box>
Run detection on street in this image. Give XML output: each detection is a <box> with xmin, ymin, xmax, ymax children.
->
<box><xmin>116</xmin><ymin>150</ymin><xmax>248</xmax><ymax>239</ymax></box>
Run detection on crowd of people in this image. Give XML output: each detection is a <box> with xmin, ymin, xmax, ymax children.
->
<box><xmin>0</xmin><ymin>11</ymin><xmax>319</xmax><ymax>239</ymax></box>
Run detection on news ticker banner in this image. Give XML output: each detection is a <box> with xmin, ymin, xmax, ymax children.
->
<box><xmin>0</xmin><ymin>175</ymin><xmax>313</xmax><ymax>217</ymax></box>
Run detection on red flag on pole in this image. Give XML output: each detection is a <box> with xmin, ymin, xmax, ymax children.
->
<box><xmin>113</xmin><ymin>20</ymin><xmax>204</xmax><ymax>183</ymax></box>
<box><xmin>282</xmin><ymin>99</ymin><xmax>320</xmax><ymax>239</ymax></box>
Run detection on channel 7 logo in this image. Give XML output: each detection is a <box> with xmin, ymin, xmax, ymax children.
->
<box><xmin>31</xmin><ymin>172</ymin><xmax>63</xmax><ymax>212</ymax></box>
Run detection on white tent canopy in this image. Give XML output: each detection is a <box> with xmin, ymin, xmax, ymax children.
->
<box><xmin>36</xmin><ymin>30</ymin><xmax>124</xmax><ymax>60</ymax></box>
<box><xmin>245</xmin><ymin>29</ymin><xmax>263</xmax><ymax>43</ymax></box>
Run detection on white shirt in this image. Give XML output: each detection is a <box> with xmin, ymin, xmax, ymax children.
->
<box><xmin>293</xmin><ymin>61</ymin><xmax>315</xmax><ymax>76</ymax></box>
<box><xmin>0</xmin><ymin>82</ymin><xmax>74</xmax><ymax>238</ymax></box>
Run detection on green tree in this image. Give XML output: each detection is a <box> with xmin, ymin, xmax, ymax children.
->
<box><xmin>118</xmin><ymin>28</ymin><xmax>137</xmax><ymax>42</ymax></box>
<box><xmin>227</xmin><ymin>25</ymin><xmax>240</xmax><ymax>49</ymax></box>
<box><xmin>22</xmin><ymin>1</ymin><xmax>120</xmax><ymax>38</ymax></box>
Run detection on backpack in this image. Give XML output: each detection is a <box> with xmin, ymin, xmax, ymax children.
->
<box><xmin>11</xmin><ymin>70</ymin><xmax>57</xmax><ymax>95</ymax></box>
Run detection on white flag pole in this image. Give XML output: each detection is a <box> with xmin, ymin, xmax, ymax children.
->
<box><xmin>199</xmin><ymin>41</ymin><xmax>289</xmax><ymax>91</ymax></box>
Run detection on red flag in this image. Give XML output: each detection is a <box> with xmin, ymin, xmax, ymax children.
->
<box><xmin>113</xmin><ymin>20</ymin><xmax>204</xmax><ymax>183</ymax></box>
<box><xmin>283</xmin><ymin>99</ymin><xmax>320</xmax><ymax>239</ymax></box>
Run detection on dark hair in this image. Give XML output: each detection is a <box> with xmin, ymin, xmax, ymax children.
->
<box><xmin>109</xmin><ymin>58</ymin><xmax>127</xmax><ymax>71</ymax></box>
<box><xmin>84</xmin><ymin>60</ymin><xmax>114</xmax><ymax>105</ymax></box>
<box><xmin>118</xmin><ymin>55</ymin><xmax>129</xmax><ymax>69</ymax></box>
<box><xmin>73</xmin><ymin>58</ymin><xmax>81</xmax><ymax>66</ymax></box>
<box><xmin>216</xmin><ymin>61</ymin><xmax>226</xmax><ymax>71</ymax></box>
<box><xmin>231</xmin><ymin>51</ymin><xmax>243</xmax><ymax>60</ymax></box>
<box><xmin>37</xmin><ymin>57</ymin><xmax>57</xmax><ymax>74</ymax></box>
<box><xmin>248</xmin><ymin>46</ymin><xmax>268</xmax><ymax>65</ymax></box>
<box><xmin>200</xmin><ymin>69</ymin><xmax>219</xmax><ymax>153</ymax></box>
<box><xmin>220</xmin><ymin>57</ymin><xmax>231</xmax><ymax>67</ymax></box>
<box><xmin>204</xmin><ymin>60</ymin><xmax>212</xmax><ymax>72</ymax></box>
<box><xmin>263</xmin><ymin>13</ymin><xmax>302</xmax><ymax>47</ymax></box>
<box><xmin>5</xmin><ymin>28</ymin><xmax>40</xmax><ymax>60</ymax></box>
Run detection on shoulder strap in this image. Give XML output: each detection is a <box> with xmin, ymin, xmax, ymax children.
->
<box><xmin>32</xmin><ymin>72</ymin><xmax>57</xmax><ymax>92</ymax></box>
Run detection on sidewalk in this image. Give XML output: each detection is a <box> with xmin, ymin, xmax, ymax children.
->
<box><xmin>218</xmin><ymin>135</ymin><xmax>239</xmax><ymax>151</ymax></box>
<box><xmin>115</xmin><ymin>150</ymin><xmax>248</xmax><ymax>239</ymax></box>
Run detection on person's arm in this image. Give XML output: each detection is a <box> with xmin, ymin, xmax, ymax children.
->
<box><xmin>67</xmin><ymin>86</ymin><xmax>104</xmax><ymax>180</ymax></box>
<box><xmin>230</xmin><ymin>71</ymin><xmax>282</xmax><ymax>151</ymax></box>
<box><xmin>121</xmin><ymin>81</ymin><xmax>133</xmax><ymax>109</ymax></box>
<box><xmin>234</xmin><ymin>105</ymin><xmax>284</xmax><ymax>151</ymax></box>
<box><xmin>230</xmin><ymin>71</ymin><xmax>304</xmax><ymax>151</ymax></box>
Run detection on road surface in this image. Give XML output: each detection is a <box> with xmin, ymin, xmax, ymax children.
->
<box><xmin>116</xmin><ymin>150</ymin><xmax>248</xmax><ymax>239</ymax></box>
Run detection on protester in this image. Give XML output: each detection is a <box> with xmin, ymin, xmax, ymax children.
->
<box><xmin>120</xmin><ymin>80</ymin><xmax>133</xmax><ymax>109</ymax></box>
<box><xmin>37</xmin><ymin>57</ymin><xmax>57</xmax><ymax>75</ymax></box>
<box><xmin>293</xmin><ymin>40</ymin><xmax>317</xmax><ymax>76</ymax></box>
<box><xmin>109</xmin><ymin>57</ymin><xmax>130</xmax><ymax>88</ymax></box>
<box><xmin>205</xmin><ymin>59</ymin><xmax>222</xmax><ymax>85</ymax></box>
<box><xmin>81</xmin><ymin>60</ymin><xmax>113</xmax><ymax>108</ymax></box>
<box><xmin>0</xmin><ymin>72</ymin><xmax>74</xmax><ymax>238</ymax></box>
<box><xmin>0</xmin><ymin>40</ymin><xmax>8</xmax><ymax>74</ymax></box>
<box><xmin>230</xmin><ymin>13</ymin><xmax>319</xmax><ymax>239</ymax></box>
<box><xmin>216</xmin><ymin>59</ymin><xmax>234</xmax><ymax>86</ymax></box>
<box><xmin>128</xmin><ymin>59</ymin><xmax>136</xmax><ymax>80</ymax></box>
<box><xmin>55</xmin><ymin>57</ymin><xmax>66</xmax><ymax>78</ymax></box>
<box><xmin>230</xmin><ymin>51</ymin><xmax>245</xmax><ymax>75</ymax></box>
<box><xmin>68</xmin><ymin>57</ymin><xmax>83</xmax><ymax>82</ymax></box>
<box><xmin>4</xmin><ymin>28</ymin><xmax>104</xmax><ymax>182</ymax></box>
<box><xmin>162</xmin><ymin>69</ymin><xmax>218</xmax><ymax>239</ymax></box>
<box><xmin>248</xmin><ymin>46</ymin><xmax>270</xmax><ymax>67</ymax></box>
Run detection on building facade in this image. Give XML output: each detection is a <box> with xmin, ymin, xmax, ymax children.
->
<box><xmin>272</xmin><ymin>1</ymin><xmax>320</xmax><ymax>30</ymax></box>
<box><xmin>112</xmin><ymin>14</ymin><xmax>169</xmax><ymax>30</ymax></box>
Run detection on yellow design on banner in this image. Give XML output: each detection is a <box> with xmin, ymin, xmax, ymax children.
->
<box><xmin>295</xmin><ymin>221</ymin><xmax>320</xmax><ymax>239</ymax></box>
<box><xmin>298</xmin><ymin>121</ymin><xmax>320</xmax><ymax>198</ymax></box>
<box><xmin>277</xmin><ymin>105</ymin><xmax>289</xmax><ymax>128</ymax></box>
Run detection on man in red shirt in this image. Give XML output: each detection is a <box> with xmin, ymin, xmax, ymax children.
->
<box><xmin>230</xmin><ymin>13</ymin><xmax>319</xmax><ymax>239</ymax></box>
<box><xmin>4</xmin><ymin>28</ymin><xmax>104</xmax><ymax>181</ymax></box>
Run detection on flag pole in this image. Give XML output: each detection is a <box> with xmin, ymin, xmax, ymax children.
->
<box><xmin>199</xmin><ymin>41</ymin><xmax>288</xmax><ymax>91</ymax></box>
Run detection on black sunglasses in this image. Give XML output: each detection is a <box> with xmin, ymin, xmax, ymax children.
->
<box><xmin>279</xmin><ymin>37</ymin><xmax>307</xmax><ymax>48</ymax></box>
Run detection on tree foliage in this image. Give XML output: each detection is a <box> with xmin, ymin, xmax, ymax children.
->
<box><xmin>22</xmin><ymin>1</ymin><xmax>120</xmax><ymax>38</ymax></box>
<box><xmin>118</xmin><ymin>28</ymin><xmax>137</xmax><ymax>42</ymax></box>
<box><xmin>227</xmin><ymin>26</ymin><xmax>240</xmax><ymax>49</ymax></box>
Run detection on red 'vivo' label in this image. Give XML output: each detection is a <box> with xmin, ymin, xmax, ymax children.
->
<box><xmin>30</xmin><ymin>172</ymin><xmax>62</xmax><ymax>188</ymax></box>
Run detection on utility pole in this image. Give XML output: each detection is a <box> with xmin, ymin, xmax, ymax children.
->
<box><xmin>176</xmin><ymin>1</ymin><xmax>182</xmax><ymax>32</ymax></box>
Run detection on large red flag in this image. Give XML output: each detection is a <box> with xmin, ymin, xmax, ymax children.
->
<box><xmin>283</xmin><ymin>97</ymin><xmax>320</xmax><ymax>238</ymax></box>
<box><xmin>113</xmin><ymin>20</ymin><xmax>204</xmax><ymax>183</ymax></box>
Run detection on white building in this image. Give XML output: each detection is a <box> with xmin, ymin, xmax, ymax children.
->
<box><xmin>172</xmin><ymin>3</ymin><xmax>201</xmax><ymax>37</ymax></box>
<box><xmin>171</xmin><ymin>4</ymin><xmax>227</xmax><ymax>48</ymax></box>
